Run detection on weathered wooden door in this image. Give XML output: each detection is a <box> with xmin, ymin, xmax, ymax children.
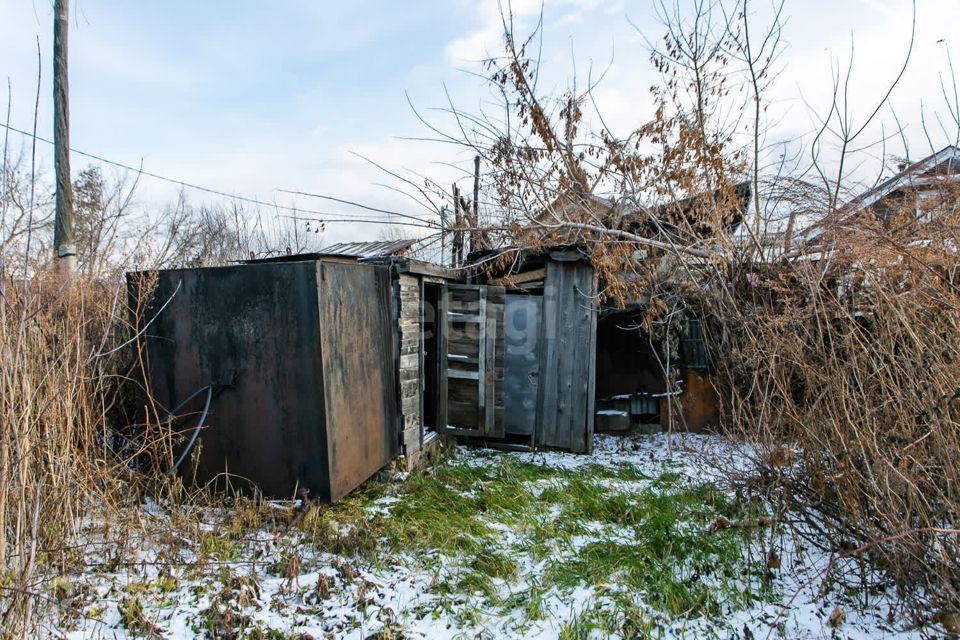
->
<box><xmin>535</xmin><ymin>258</ymin><xmax>597</xmax><ymax>454</ymax></box>
<box><xmin>437</xmin><ymin>284</ymin><xmax>505</xmax><ymax>437</ymax></box>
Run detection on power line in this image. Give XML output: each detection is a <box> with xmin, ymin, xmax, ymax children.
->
<box><xmin>277</xmin><ymin>188</ymin><xmax>438</xmax><ymax>227</ymax></box>
<box><xmin>0</xmin><ymin>122</ymin><xmax>439</xmax><ymax>229</ymax></box>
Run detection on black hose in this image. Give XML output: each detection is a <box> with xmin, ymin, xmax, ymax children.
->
<box><xmin>164</xmin><ymin>384</ymin><xmax>214</xmax><ymax>475</ymax></box>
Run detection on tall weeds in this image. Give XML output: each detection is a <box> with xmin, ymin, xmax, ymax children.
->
<box><xmin>0</xmin><ymin>270</ymin><xmax>143</xmax><ymax>637</ymax></box>
<box><xmin>704</xmin><ymin>194</ymin><xmax>960</xmax><ymax>616</ymax></box>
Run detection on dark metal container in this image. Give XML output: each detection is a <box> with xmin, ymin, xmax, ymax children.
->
<box><xmin>128</xmin><ymin>258</ymin><xmax>398</xmax><ymax>501</ymax></box>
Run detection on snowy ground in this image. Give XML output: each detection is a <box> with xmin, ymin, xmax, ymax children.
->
<box><xmin>45</xmin><ymin>434</ymin><xmax>926</xmax><ymax>639</ymax></box>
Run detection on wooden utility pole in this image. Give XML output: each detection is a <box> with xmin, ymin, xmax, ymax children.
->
<box><xmin>53</xmin><ymin>0</ymin><xmax>75</xmax><ymax>275</ymax></box>
<box><xmin>472</xmin><ymin>155</ymin><xmax>481</xmax><ymax>252</ymax></box>
<box><xmin>438</xmin><ymin>205</ymin><xmax>446</xmax><ymax>266</ymax></box>
<box><xmin>452</xmin><ymin>183</ymin><xmax>462</xmax><ymax>267</ymax></box>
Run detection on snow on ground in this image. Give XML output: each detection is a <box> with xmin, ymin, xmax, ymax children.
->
<box><xmin>46</xmin><ymin>433</ymin><xmax>926</xmax><ymax>639</ymax></box>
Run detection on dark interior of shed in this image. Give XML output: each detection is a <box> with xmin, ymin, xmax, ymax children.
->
<box><xmin>594</xmin><ymin>310</ymin><xmax>666</xmax><ymax>428</ymax></box>
<box><xmin>596</xmin><ymin>311</ymin><xmax>667</xmax><ymax>397</ymax></box>
<box><xmin>421</xmin><ymin>282</ymin><xmax>442</xmax><ymax>433</ymax></box>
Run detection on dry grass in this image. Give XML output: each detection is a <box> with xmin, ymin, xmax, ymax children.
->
<box><xmin>0</xmin><ymin>267</ymin><xmax>166</xmax><ymax>638</ymax></box>
<box><xmin>700</xmin><ymin>192</ymin><xmax>960</xmax><ymax>621</ymax></box>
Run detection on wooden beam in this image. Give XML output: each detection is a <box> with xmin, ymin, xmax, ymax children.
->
<box><xmin>446</xmin><ymin>312</ymin><xmax>482</xmax><ymax>323</ymax></box>
<box><xmin>490</xmin><ymin>267</ymin><xmax>547</xmax><ymax>287</ymax></box>
<box><xmin>477</xmin><ymin>287</ymin><xmax>487</xmax><ymax>426</ymax></box>
<box><xmin>437</xmin><ymin>285</ymin><xmax>449</xmax><ymax>432</ymax></box>
<box><xmin>396</xmin><ymin>258</ymin><xmax>462</xmax><ymax>280</ymax></box>
<box><xmin>483</xmin><ymin>288</ymin><xmax>497</xmax><ymax>434</ymax></box>
<box><xmin>448</xmin><ymin>369</ymin><xmax>480</xmax><ymax>381</ymax></box>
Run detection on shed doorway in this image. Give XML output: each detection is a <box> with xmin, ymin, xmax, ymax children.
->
<box><xmin>421</xmin><ymin>282</ymin><xmax>443</xmax><ymax>435</ymax></box>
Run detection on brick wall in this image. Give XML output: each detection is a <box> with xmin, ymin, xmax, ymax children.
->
<box><xmin>396</xmin><ymin>274</ymin><xmax>423</xmax><ymax>466</ymax></box>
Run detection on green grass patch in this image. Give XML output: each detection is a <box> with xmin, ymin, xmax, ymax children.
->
<box><xmin>540</xmin><ymin>476</ymin><xmax>648</xmax><ymax>525</ymax></box>
<box><xmin>657</xmin><ymin>470</ymin><xmax>682</xmax><ymax>484</ymax></box>
<box><xmin>557</xmin><ymin>593</ymin><xmax>658</xmax><ymax>640</ymax></box>
<box><xmin>291</xmin><ymin>445</ymin><xmax>775</xmax><ymax>633</ymax></box>
<box><xmin>581</xmin><ymin>461</ymin><xmax>652</xmax><ymax>481</ymax></box>
<box><xmin>379</xmin><ymin>472</ymin><xmax>494</xmax><ymax>556</ymax></box>
<box><xmin>542</xmin><ymin>478</ymin><xmax>773</xmax><ymax>618</ymax></box>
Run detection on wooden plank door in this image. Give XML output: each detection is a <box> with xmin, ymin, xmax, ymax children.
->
<box><xmin>437</xmin><ymin>284</ymin><xmax>505</xmax><ymax>437</ymax></box>
<box><xmin>535</xmin><ymin>259</ymin><xmax>597</xmax><ymax>453</ymax></box>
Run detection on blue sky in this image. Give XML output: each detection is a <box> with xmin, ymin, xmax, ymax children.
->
<box><xmin>2</xmin><ymin>0</ymin><xmax>959</xmax><ymax>245</ymax></box>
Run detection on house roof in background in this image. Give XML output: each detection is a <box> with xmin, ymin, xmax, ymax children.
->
<box><xmin>844</xmin><ymin>145</ymin><xmax>960</xmax><ymax>213</ymax></box>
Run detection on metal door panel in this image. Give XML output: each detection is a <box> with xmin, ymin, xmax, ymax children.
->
<box><xmin>503</xmin><ymin>294</ymin><xmax>541</xmax><ymax>435</ymax></box>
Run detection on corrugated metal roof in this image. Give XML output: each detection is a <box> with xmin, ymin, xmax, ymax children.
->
<box><xmin>318</xmin><ymin>238</ymin><xmax>417</xmax><ymax>258</ymax></box>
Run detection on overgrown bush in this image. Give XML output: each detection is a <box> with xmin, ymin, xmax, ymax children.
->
<box><xmin>704</xmin><ymin>200</ymin><xmax>960</xmax><ymax>620</ymax></box>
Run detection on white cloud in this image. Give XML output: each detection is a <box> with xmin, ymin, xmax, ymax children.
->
<box><xmin>445</xmin><ymin>0</ymin><xmax>607</xmax><ymax>65</ymax></box>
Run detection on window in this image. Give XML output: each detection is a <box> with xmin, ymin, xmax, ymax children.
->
<box><xmin>682</xmin><ymin>318</ymin><xmax>708</xmax><ymax>370</ymax></box>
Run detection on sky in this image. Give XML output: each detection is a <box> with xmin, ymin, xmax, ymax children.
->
<box><xmin>1</xmin><ymin>0</ymin><xmax>959</xmax><ymax>247</ymax></box>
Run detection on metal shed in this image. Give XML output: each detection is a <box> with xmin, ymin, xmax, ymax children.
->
<box><xmin>129</xmin><ymin>258</ymin><xmax>397</xmax><ymax>501</ymax></box>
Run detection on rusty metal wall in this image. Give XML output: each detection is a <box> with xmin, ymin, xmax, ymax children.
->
<box><xmin>130</xmin><ymin>259</ymin><xmax>397</xmax><ymax>501</ymax></box>
<box><xmin>660</xmin><ymin>368</ymin><xmax>721</xmax><ymax>433</ymax></box>
<box><xmin>316</xmin><ymin>261</ymin><xmax>397</xmax><ymax>501</ymax></box>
